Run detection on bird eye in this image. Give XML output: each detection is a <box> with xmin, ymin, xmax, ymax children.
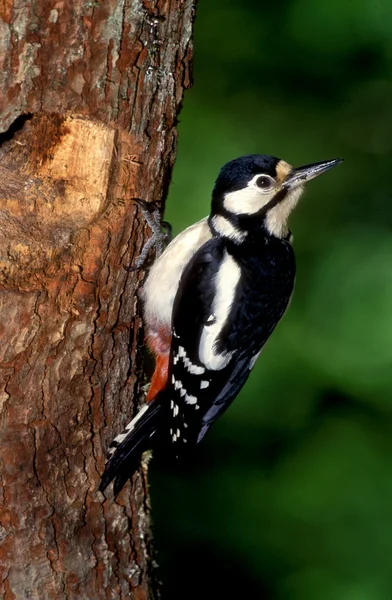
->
<box><xmin>255</xmin><ymin>175</ymin><xmax>274</xmax><ymax>190</ymax></box>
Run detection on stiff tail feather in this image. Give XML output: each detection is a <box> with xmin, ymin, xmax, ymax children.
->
<box><xmin>99</xmin><ymin>400</ymin><xmax>161</xmax><ymax>494</ymax></box>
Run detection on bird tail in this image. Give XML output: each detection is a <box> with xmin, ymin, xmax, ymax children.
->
<box><xmin>99</xmin><ymin>400</ymin><xmax>162</xmax><ymax>495</ymax></box>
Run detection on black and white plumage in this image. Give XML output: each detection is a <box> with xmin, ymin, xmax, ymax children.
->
<box><xmin>100</xmin><ymin>154</ymin><xmax>342</xmax><ymax>494</ymax></box>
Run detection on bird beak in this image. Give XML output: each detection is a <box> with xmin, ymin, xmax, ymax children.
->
<box><xmin>283</xmin><ymin>158</ymin><xmax>343</xmax><ymax>189</ymax></box>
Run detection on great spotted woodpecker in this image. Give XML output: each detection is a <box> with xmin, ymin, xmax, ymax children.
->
<box><xmin>100</xmin><ymin>154</ymin><xmax>342</xmax><ymax>494</ymax></box>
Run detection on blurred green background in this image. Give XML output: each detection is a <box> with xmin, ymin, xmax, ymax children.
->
<box><xmin>150</xmin><ymin>1</ymin><xmax>392</xmax><ymax>598</ymax></box>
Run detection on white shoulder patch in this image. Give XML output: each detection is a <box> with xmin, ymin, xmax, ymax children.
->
<box><xmin>198</xmin><ymin>249</ymin><xmax>241</xmax><ymax>370</ymax></box>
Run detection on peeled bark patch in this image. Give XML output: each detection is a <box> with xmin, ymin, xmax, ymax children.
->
<box><xmin>0</xmin><ymin>0</ymin><xmax>196</xmax><ymax>598</ymax></box>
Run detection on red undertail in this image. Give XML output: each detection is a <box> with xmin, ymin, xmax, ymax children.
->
<box><xmin>145</xmin><ymin>326</ymin><xmax>171</xmax><ymax>402</ymax></box>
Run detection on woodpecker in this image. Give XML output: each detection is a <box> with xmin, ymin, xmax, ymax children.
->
<box><xmin>100</xmin><ymin>154</ymin><xmax>342</xmax><ymax>494</ymax></box>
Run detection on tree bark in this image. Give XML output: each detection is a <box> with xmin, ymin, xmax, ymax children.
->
<box><xmin>0</xmin><ymin>1</ymin><xmax>195</xmax><ymax>598</ymax></box>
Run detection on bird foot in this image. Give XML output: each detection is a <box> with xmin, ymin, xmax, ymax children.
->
<box><xmin>126</xmin><ymin>198</ymin><xmax>172</xmax><ymax>272</ymax></box>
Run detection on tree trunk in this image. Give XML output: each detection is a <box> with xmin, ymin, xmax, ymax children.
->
<box><xmin>0</xmin><ymin>1</ymin><xmax>195</xmax><ymax>598</ymax></box>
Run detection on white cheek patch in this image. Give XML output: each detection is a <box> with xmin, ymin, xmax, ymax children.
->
<box><xmin>223</xmin><ymin>174</ymin><xmax>276</xmax><ymax>216</ymax></box>
<box><xmin>199</xmin><ymin>250</ymin><xmax>241</xmax><ymax>371</ymax></box>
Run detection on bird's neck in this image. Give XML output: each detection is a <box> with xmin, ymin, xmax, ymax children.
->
<box><xmin>208</xmin><ymin>210</ymin><xmax>291</xmax><ymax>245</ymax></box>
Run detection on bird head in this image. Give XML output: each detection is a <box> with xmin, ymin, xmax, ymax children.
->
<box><xmin>210</xmin><ymin>154</ymin><xmax>343</xmax><ymax>240</ymax></box>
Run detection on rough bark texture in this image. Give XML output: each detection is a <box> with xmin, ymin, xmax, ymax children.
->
<box><xmin>0</xmin><ymin>1</ymin><xmax>195</xmax><ymax>598</ymax></box>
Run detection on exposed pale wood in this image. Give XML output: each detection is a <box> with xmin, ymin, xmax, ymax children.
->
<box><xmin>0</xmin><ymin>1</ymin><xmax>195</xmax><ymax>598</ymax></box>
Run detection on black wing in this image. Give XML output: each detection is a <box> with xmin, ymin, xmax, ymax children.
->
<box><xmin>165</xmin><ymin>236</ymin><xmax>295</xmax><ymax>456</ymax></box>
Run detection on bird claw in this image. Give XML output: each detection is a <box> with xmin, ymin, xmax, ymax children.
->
<box><xmin>125</xmin><ymin>198</ymin><xmax>172</xmax><ymax>272</ymax></box>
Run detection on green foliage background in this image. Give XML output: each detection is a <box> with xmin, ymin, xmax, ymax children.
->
<box><xmin>151</xmin><ymin>1</ymin><xmax>392</xmax><ymax>598</ymax></box>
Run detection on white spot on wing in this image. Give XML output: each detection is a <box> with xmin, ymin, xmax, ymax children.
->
<box><xmin>249</xmin><ymin>350</ymin><xmax>262</xmax><ymax>370</ymax></box>
<box><xmin>200</xmin><ymin>380</ymin><xmax>210</xmax><ymax>389</ymax></box>
<box><xmin>198</xmin><ymin>249</ymin><xmax>241</xmax><ymax>370</ymax></box>
<box><xmin>171</xmin><ymin>377</ymin><xmax>187</xmax><ymax>398</ymax></box>
<box><xmin>185</xmin><ymin>393</ymin><xmax>198</xmax><ymax>405</ymax></box>
<box><xmin>184</xmin><ymin>359</ymin><xmax>205</xmax><ymax>375</ymax></box>
<box><xmin>177</xmin><ymin>346</ymin><xmax>205</xmax><ymax>374</ymax></box>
